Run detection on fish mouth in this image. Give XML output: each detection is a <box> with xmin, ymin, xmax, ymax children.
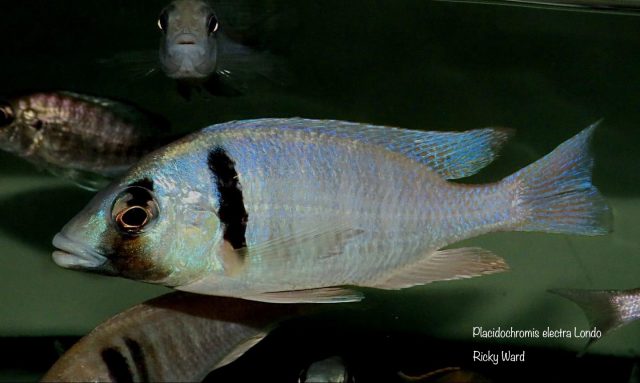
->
<box><xmin>174</xmin><ymin>33</ymin><xmax>198</xmax><ymax>45</ymax></box>
<box><xmin>52</xmin><ymin>233</ymin><xmax>108</xmax><ymax>270</ymax></box>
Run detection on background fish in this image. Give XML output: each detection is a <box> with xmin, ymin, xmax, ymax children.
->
<box><xmin>157</xmin><ymin>0</ymin><xmax>286</xmax><ymax>98</ymax></box>
<box><xmin>0</xmin><ymin>91</ymin><xmax>172</xmax><ymax>190</ymax></box>
<box><xmin>52</xmin><ymin>118</ymin><xmax>610</xmax><ymax>303</ymax></box>
<box><xmin>42</xmin><ymin>292</ymin><xmax>303</xmax><ymax>382</ymax></box>
<box><xmin>551</xmin><ymin>287</ymin><xmax>640</xmax><ymax>347</ymax></box>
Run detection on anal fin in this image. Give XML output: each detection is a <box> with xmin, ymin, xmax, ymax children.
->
<box><xmin>371</xmin><ymin>247</ymin><xmax>509</xmax><ymax>289</ymax></box>
<box><xmin>245</xmin><ymin>287</ymin><xmax>364</xmax><ymax>304</ymax></box>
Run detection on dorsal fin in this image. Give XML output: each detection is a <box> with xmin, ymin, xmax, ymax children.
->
<box><xmin>206</xmin><ymin>118</ymin><xmax>512</xmax><ymax>179</ymax></box>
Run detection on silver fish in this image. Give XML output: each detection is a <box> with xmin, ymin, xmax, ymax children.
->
<box><xmin>157</xmin><ymin>0</ymin><xmax>281</xmax><ymax>97</ymax></box>
<box><xmin>299</xmin><ymin>356</ymin><xmax>353</xmax><ymax>383</ymax></box>
<box><xmin>52</xmin><ymin>118</ymin><xmax>610</xmax><ymax>303</ymax></box>
<box><xmin>0</xmin><ymin>91</ymin><xmax>170</xmax><ymax>190</ymax></box>
<box><xmin>42</xmin><ymin>292</ymin><xmax>303</xmax><ymax>382</ymax></box>
<box><xmin>551</xmin><ymin>288</ymin><xmax>640</xmax><ymax>346</ymax></box>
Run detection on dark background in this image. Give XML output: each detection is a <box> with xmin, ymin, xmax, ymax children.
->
<box><xmin>0</xmin><ymin>0</ymin><xmax>639</xmax><ymax>381</ymax></box>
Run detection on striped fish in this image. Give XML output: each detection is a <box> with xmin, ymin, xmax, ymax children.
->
<box><xmin>42</xmin><ymin>292</ymin><xmax>303</xmax><ymax>382</ymax></box>
<box><xmin>52</xmin><ymin>118</ymin><xmax>610</xmax><ymax>303</ymax></box>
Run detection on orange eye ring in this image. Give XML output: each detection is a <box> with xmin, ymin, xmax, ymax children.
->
<box><xmin>111</xmin><ymin>186</ymin><xmax>159</xmax><ymax>236</ymax></box>
<box><xmin>116</xmin><ymin>206</ymin><xmax>150</xmax><ymax>234</ymax></box>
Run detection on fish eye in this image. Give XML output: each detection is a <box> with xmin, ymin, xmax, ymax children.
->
<box><xmin>207</xmin><ymin>14</ymin><xmax>219</xmax><ymax>34</ymax></box>
<box><xmin>157</xmin><ymin>9</ymin><xmax>169</xmax><ymax>32</ymax></box>
<box><xmin>0</xmin><ymin>102</ymin><xmax>15</xmax><ymax>127</ymax></box>
<box><xmin>111</xmin><ymin>186</ymin><xmax>159</xmax><ymax>235</ymax></box>
<box><xmin>117</xmin><ymin>206</ymin><xmax>149</xmax><ymax>231</ymax></box>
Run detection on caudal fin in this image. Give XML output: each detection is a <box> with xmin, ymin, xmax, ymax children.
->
<box><xmin>550</xmin><ymin>288</ymin><xmax>640</xmax><ymax>347</ymax></box>
<box><xmin>506</xmin><ymin>122</ymin><xmax>611</xmax><ymax>235</ymax></box>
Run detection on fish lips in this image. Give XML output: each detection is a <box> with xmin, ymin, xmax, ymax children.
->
<box><xmin>162</xmin><ymin>38</ymin><xmax>214</xmax><ymax>78</ymax></box>
<box><xmin>52</xmin><ymin>233</ymin><xmax>114</xmax><ymax>274</ymax></box>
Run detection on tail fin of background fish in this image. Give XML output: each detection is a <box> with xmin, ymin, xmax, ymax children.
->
<box><xmin>549</xmin><ymin>288</ymin><xmax>640</xmax><ymax>348</ymax></box>
<box><xmin>505</xmin><ymin>121</ymin><xmax>611</xmax><ymax>235</ymax></box>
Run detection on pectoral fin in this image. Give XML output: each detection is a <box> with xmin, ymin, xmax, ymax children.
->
<box><xmin>244</xmin><ymin>287</ymin><xmax>364</xmax><ymax>304</ymax></box>
<box><xmin>221</xmin><ymin>224</ymin><xmax>364</xmax><ymax>274</ymax></box>
<box><xmin>238</xmin><ymin>225</ymin><xmax>364</xmax><ymax>261</ymax></box>
<box><xmin>181</xmin><ymin>224</ymin><xmax>365</xmax><ymax>296</ymax></box>
<box><xmin>371</xmin><ymin>247</ymin><xmax>509</xmax><ymax>289</ymax></box>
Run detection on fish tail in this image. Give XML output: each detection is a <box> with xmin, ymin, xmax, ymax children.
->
<box><xmin>506</xmin><ymin>122</ymin><xmax>611</xmax><ymax>235</ymax></box>
<box><xmin>549</xmin><ymin>288</ymin><xmax>637</xmax><ymax>347</ymax></box>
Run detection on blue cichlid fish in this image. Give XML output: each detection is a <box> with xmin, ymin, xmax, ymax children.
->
<box><xmin>551</xmin><ymin>288</ymin><xmax>640</xmax><ymax>347</ymax></box>
<box><xmin>52</xmin><ymin>118</ymin><xmax>610</xmax><ymax>303</ymax></box>
<box><xmin>42</xmin><ymin>292</ymin><xmax>303</xmax><ymax>382</ymax></box>
<box><xmin>0</xmin><ymin>91</ymin><xmax>171</xmax><ymax>190</ymax></box>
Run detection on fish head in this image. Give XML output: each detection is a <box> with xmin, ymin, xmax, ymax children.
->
<box><xmin>0</xmin><ymin>95</ymin><xmax>57</xmax><ymax>156</ymax></box>
<box><xmin>158</xmin><ymin>0</ymin><xmax>219</xmax><ymax>79</ymax></box>
<box><xmin>52</xmin><ymin>163</ymin><xmax>224</xmax><ymax>286</ymax></box>
<box><xmin>0</xmin><ymin>99</ymin><xmax>24</xmax><ymax>154</ymax></box>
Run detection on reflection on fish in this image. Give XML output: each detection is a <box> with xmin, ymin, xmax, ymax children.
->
<box><xmin>299</xmin><ymin>356</ymin><xmax>353</xmax><ymax>383</ymax></box>
<box><xmin>52</xmin><ymin>118</ymin><xmax>610</xmax><ymax>303</ymax></box>
<box><xmin>42</xmin><ymin>292</ymin><xmax>303</xmax><ymax>382</ymax></box>
<box><xmin>434</xmin><ymin>0</ymin><xmax>640</xmax><ymax>15</ymax></box>
<box><xmin>551</xmin><ymin>288</ymin><xmax>640</xmax><ymax>346</ymax></box>
<box><xmin>0</xmin><ymin>91</ymin><xmax>171</xmax><ymax>190</ymax></box>
<box><xmin>157</xmin><ymin>0</ymin><xmax>286</xmax><ymax>98</ymax></box>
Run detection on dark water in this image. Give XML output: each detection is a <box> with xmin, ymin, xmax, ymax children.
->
<box><xmin>0</xmin><ymin>0</ymin><xmax>639</xmax><ymax>381</ymax></box>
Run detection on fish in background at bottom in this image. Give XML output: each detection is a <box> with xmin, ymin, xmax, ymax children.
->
<box><xmin>42</xmin><ymin>292</ymin><xmax>306</xmax><ymax>382</ymax></box>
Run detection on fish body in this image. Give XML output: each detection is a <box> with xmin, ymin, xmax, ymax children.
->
<box><xmin>0</xmin><ymin>91</ymin><xmax>170</xmax><ymax>190</ymax></box>
<box><xmin>551</xmin><ymin>288</ymin><xmax>640</xmax><ymax>346</ymax></box>
<box><xmin>42</xmin><ymin>292</ymin><xmax>302</xmax><ymax>382</ymax></box>
<box><xmin>52</xmin><ymin>118</ymin><xmax>610</xmax><ymax>303</ymax></box>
